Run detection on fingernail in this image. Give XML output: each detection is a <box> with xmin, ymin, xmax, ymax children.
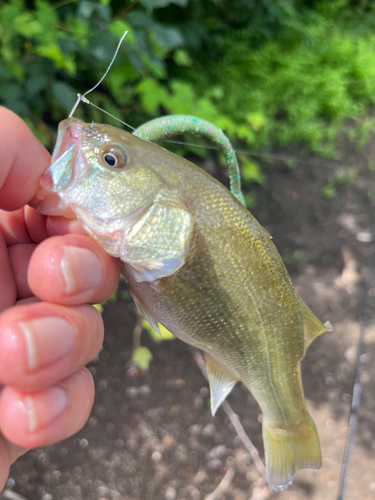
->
<box><xmin>26</xmin><ymin>386</ymin><xmax>69</xmax><ymax>432</ymax></box>
<box><xmin>60</xmin><ymin>246</ymin><xmax>103</xmax><ymax>294</ymax></box>
<box><xmin>20</xmin><ymin>317</ymin><xmax>76</xmax><ymax>371</ymax></box>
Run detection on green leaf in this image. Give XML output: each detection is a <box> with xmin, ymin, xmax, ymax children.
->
<box><xmin>142</xmin><ymin>320</ymin><xmax>175</xmax><ymax>343</ymax></box>
<box><xmin>51</xmin><ymin>82</ymin><xmax>77</xmax><ymax>113</ymax></box>
<box><xmin>26</xmin><ymin>77</ymin><xmax>46</xmax><ymax>99</ymax></box>
<box><xmin>36</xmin><ymin>42</ymin><xmax>63</xmax><ymax>64</ymax></box>
<box><xmin>240</xmin><ymin>158</ymin><xmax>266</xmax><ymax>185</ymax></box>
<box><xmin>132</xmin><ymin>347</ymin><xmax>153</xmax><ymax>371</ymax></box>
<box><xmin>107</xmin><ymin>66</ymin><xmax>136</xmax><ymax>94</ymax></box>
<box><xmin>136</xmin><ymin>78</ymin><xmax>168</xmax><ymax>114</ymax></box>
<box><xmin>246</xmin><ymin>112</ymin><xmax>266</xmax><ymax>131</ymax></box>
<box><xmin>321</xmin><ymin>184</ymin><xmax>337</xmax><ymax>199</ymax></box>
<box><xmin>153</xmin><ymin>25</ymin><xmax>184</xmax><ymax>52</ymax></box>
<box><xmin>140</xmin><ymin>0</ymin><xmax>188</xmax><ymax>9</ymax></box>
<box><xmin>173</xmin><ymin>49</ymin><xmax>192</xmax><ymax>67</ymax></box>
<box><xmin>35</xmin><ymin>0</ymin><xmax>58</xmax><ymax>27</ymax></box>
<box><xmin>0</xmin><ymin>84</ymin><xmax>22</xmax><ymax>102</ymax></box>
<box><xmin>109</xmin><ymin>20</ymin><xmax>135</xmax><ymax>45</ymax></box>
<box><xmin>14</xmin><ymin>14</ymin><xmax>43</xmax><ymax>37</ymax></box>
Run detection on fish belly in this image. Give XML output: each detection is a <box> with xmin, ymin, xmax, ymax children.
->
<box><xmin>122</xmin><ymin>175</ymin><xmax>322</xmax><ymax>490</ymax></box>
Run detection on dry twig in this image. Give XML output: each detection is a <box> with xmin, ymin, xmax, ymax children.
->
<box><xmin>190</xmin><ymin>347</ymin><xmax>269</xmax><ymax>486</ymax></box>
<box><xmin>221</xmin><ymin>400</ymin><xmax>268</xmax><ymax>481</ymax></box>
<box><xmin>1</xmin><ymin>489</ymin><xmax>29</xmax><ymax>500</ymax></box>
<box><xmin>204</xmin><ymin>467</ymin><xmax>235</xmax><ymax>500</ymax></box>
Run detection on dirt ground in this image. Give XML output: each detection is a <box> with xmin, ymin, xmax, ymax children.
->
<box><xmin>2</xmin><ymin>132</ymin><xmax>375</xmax><ymax>500</ymax></box>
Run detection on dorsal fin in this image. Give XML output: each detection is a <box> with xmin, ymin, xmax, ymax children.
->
<box><xmin>204</xmin><ymin>353</ymin><xmax>239</xmax><ymax>415</ymax></box>
<box><xmin>301</xmin><ymin>302</ymin><xmax>332</xmax><ymax>350</ymax></box>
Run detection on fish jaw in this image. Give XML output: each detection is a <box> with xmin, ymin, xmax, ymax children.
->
<box><xmin>31</xmin><ymin>118</ymin><xmax>86</xmax><ymax>218</ymax></box>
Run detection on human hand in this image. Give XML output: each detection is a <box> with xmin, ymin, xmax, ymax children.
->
<box><xmin>0</xmin><ymin>108</ymin><xmax>120</xmax><ymax>489</ymax></box>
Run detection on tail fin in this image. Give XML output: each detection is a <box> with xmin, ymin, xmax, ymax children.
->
<box><xmin>262</xmin><ymin>415</ymin><xmax>321</xmax><ymax>490</ymax></box>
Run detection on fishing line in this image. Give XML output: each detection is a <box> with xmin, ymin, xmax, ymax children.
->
<box><xmin>69</xmin><ymin>30</ymin><xmax>130</xmax><ymax>121</ymax></box>
<box><xmin>162</xmin><ymin>138</ymin><xmax>349</xmax><ymax>170</ymax></box>
<box><xmin>68</xmin><ymin>29</ymin><xmax>354</xmax><ymax>172</ymax></box>
<box><xmin>336</xmin><ymin>244</ymin><xmax>374</xmax><ymax>500</ymax></box>
<box><xmin>78</xmin><ymin>94</ymin><xmax>135</xmax><ymax>130</ymax></box>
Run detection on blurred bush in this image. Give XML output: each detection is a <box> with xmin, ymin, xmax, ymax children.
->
<box><xmin>2</xmin><ymin>0</ymin><xmax>375</xmax><ymax>158</ymax></box>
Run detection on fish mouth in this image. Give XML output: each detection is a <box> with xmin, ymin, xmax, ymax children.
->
<box><xmin>30</xmin><ymin>118</ymin><xmax>86</xmax><ymax>218</ymax></box>
<box><xmin>51</xmin><ymin>118</ymin><xmax>84</xmax><ymax>166</ymax></box>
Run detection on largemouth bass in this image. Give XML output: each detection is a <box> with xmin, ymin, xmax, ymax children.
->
<box><xmin>32</xmin><ymin>118</ymin><xmax>331</xmax><ymax>490</ymax></box>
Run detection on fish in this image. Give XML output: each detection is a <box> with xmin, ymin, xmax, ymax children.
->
<box><xmin>31</xmin><ymin>117</ymin><xmax>332</xmax><ymax>490</ymax></box>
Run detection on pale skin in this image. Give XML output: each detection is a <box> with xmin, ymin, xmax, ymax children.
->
<box><xmin>0</xmin><ymin>108</ymin><xmax>121</xmax><ymax>489</ymax></box>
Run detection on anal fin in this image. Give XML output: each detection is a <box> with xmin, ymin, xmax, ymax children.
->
<box><xmin>204</xmin><ymin>353</ymin><xmax>238</xmax><ymax>415</ymax></box>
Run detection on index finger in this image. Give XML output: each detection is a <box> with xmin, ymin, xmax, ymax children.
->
<box><xmin>0</xmin><ymin>107</ymin><xmax>51</xmax><ymax>212</ymax></box>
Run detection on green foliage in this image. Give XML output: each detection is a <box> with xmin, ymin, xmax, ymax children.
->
<box><xmin>321</xmin><ymin>167</ymin><xmax>358</xmax><ymax>198</ymax></box>
<box><xmin>2</xmin><ymin>0</ymin><xmax>375</xmax><ymax>179</ymax></box>
<box><xmin>183</xmin><ymin>7</ymin><xmax>375</xmax><ymax>156</ymax></box>
<box><xmin>132</xmin><ymin>346</ymin><xmax>153</xmax><ymax>371</ymax></box>
<box><xmin>93</xmin><ymin>303</ymin><xmax>104</xmax><ymax>313</ymax></box>
<box><xmin>240</xmin><ymin>158</ymin><xmax>266</xmax><ymax>185</ymax></box>
<box><xmin>142</xmin><ymin>320</ymin><xmax>176</xmax><ymax>342</ymax></box>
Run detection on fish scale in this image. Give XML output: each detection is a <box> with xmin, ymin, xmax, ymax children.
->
<box><xmin>32</xmin><ymin>116</ymin><xmax>332</xmax><ymax>490</ymax></box>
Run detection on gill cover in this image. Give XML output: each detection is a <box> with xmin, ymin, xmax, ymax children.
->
<box><xmin>33</xmin><ymin>118</ymin><xmax>194</xmax><ymax>282</ymax></box>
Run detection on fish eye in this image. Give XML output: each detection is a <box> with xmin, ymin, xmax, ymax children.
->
<box><xmin>100</xmin><ymin>147</ymin><xmax>128</xmax><ymax>169</ymax></box>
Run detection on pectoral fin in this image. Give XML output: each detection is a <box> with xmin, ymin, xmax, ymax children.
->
<box><xmin>121</xmin><ymin>189</ymin><xmax>193</xmax><ymax>282</ymax></box>
<box><xmin>204</xmin><ymin>353</ymin><xmax>238</xmax><ymax>415</ymax></box>
<box><xmin>301</xmin><ymin>302</ymin><xmax>332</xmax><ymax>350</ymax></box>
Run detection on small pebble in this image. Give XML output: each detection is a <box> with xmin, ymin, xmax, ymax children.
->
<box><xmin>207</xmin><ymin>459</ymin><xmax>223</xmax><ymax>471</ymax></box>
<box><xmin>152</xmin><ymin>451</ymin><xmax>162</xmax><ymax>462</ymax></box>
<box><xmin>194</xmin><ymin>396</ymin><xmax>203</xmax><ymax>409</ymax></box>
<box><xmin>126</xmin><ymin>387</ymin><xmax>138</xmax><ymax>398</ymax></box>
<box><xmin>205</xmin><ymin>445</ymin><xmax>226</xmax><ymax>461</ymax></box>
<box><xmin>98</xmin><ymin>379</ymin><xmax>107</xmax><ymax>391</ymax></box>
<box><xmin>190</xmin><ymin>424</ymin><xmax>202</xmax><ymax>436</ymax></box>
<box><xmin>165</xmin><ymin>487</ymin><xmax>177</xmax><ymax>500</ymax></box>
<box><xmin>199</xmin><ymin>387</ymin><xmax>209</xmax><ymax>397</ymax></box>
<box><xmin>42</xmin><ymin>495</ymin><xmax>53</xmax><ymax>500</ymax></box>
<box><xmin>139</xmin><ymin>385</ymin><xmax>151</xmax><ymax>396</ymax></box>
<box><xmin>88</xmin><ymin>416</ymin><xmax>98</xmax><ymax>428</ymax></box>
<box><xmin>202</xmin><ymin>424</ymin><xmax>215</xmax><ymax>437</ymax></box>
<box><xmin>98</xmin><ymin>486</ymin><xmax>109</xmax><ymax>496</ymax></box>
<box><xmin>96</xmin><ymin>406</ymin><xmax>106</xmax><ymax>418</ymax></box>
<box><xmin>193</xmin><ymin>470</ymin><xmax>208</xmax><ymax>485</ymax></box>
<box><xmin>356</xmin><ymin>231</ymin><xmax>373</xmax><ymax>242</ymax></box>
<box><xmin>79</xmin><ymin>439</ymin><xmax>89</xmax><ymax>449</ymax></box>
<box><xmin>175</xmin><ymin>378</ymin><xmax>185</xmax><ymax>389</ymax></box>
